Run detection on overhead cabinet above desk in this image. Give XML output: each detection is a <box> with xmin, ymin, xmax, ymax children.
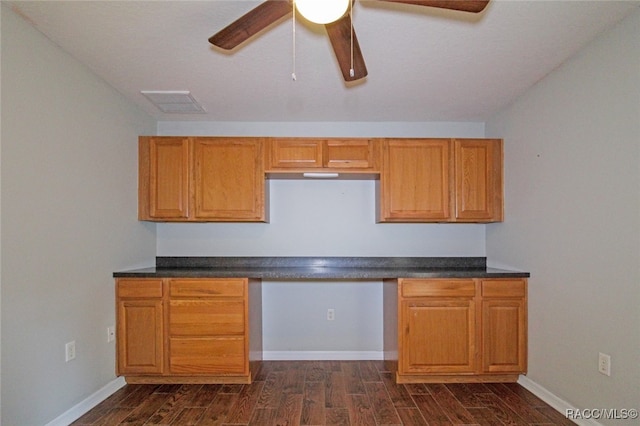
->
<box><xmin>138</xmin><ymin>137</ymin><xmax>267</xmax><ymax>222</ymax></box>
<box><xmin>138</xmin><ymin>137</ymin><xmax>503</xmax><ymax>223</ymax></box>
<box><xmin>267</xmin><ymin>138</ymin><xmax>379</xmax><ymax>173</ymax></box>
<box><xmin>378</xmin><ymin>138</ymin><xmax>503</xmax><ymax>222</ymax></box>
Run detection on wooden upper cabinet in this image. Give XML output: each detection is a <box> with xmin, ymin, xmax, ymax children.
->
<box><xmin>139</xmin><ymin>137</ymin><xmax>267</xmax><ymax>222</ymax></box>
<box><xmin>193</xmin><ymin>138</ymin><xmax>266</xmax><ymax>221</ymax></box>
<box><xmin>139</xmin><ymin>137</ymin><xmax>190</xmax><ymax>220</ymax></box>
<box><xmin>378</xmin><ymin>138</ymin><xmax>503</xmax><ymax>223</ymax></box>
<box><xmin>454</xmin><ymin>139</ymin><xmax>503</xmax><ymax>222</ymax></box>
<box><xmin>379</xmin><ymin>139</ymin><xmax>452</xmax><ymax>222</ymax></box>
<box><xmin>138</xmin><ymin>136</ymin><xmax>501</xmax><ymax>223</ymax></box>
<box><xmin>267</xmin><ymin>138</ymin><xmax>378</xmax><ymax>173</ymax></box>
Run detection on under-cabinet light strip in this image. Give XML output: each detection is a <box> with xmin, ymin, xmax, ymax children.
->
<box><xmin>302</xmin><ymin>172</ymin><xmax>340</xmax><ymax>179</ymax></box>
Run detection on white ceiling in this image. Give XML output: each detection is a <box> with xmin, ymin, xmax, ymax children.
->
<box><xmin>8</xmin><ymin>0</ymin><xmax>639</xmax><ymax>122</ymax></box>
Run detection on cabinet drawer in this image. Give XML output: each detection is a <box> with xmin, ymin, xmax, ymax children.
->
<box><xmin>481</xmin><ymin>280</ymin><xmax>526</xmax><ymax>298</ymax></box>
<box><xmin>400</xmin><ymin>279</ymin><xmax>475</xmax><ymax>298</ymax></box>
<box><xmin>169</xmin><ymin>299</ymin><xmax>245</xmax><ymax>336</ymax></box>
<box><xmin>117</xmin><ymin>279</ymin><xmax>163</xmax><ymax>298</ymax></box>
<box><xmin>169</xmin><ymin>336</ymin><xmax>246</xmax><ymax>374</ymax></box>
<box><xmin>170</xmin><ymin>279</ymin><xmax>246</xmax><ymax>298</ymax></box>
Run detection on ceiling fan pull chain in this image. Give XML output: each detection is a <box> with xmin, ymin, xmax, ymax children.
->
<box><xmin>292</xmin><ymin>2</ymin><xmax>297</xmax><ymax>81</ymax></box>
<box><xmin>349</xmin><ymin>0</ymin><xmax>355</xmax><ymax>77</ymax></box>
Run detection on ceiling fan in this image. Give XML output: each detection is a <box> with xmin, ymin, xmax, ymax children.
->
<box><xmin>209</xmin><ymin>0</ymin><xmax>490</xmax><ymax>82</ymax></box>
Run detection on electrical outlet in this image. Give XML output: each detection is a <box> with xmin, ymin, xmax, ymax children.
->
<box><xmin>327</xmin><ymin>309</ymin><xmax>335</xmax><ymax>321</ymax></box>
<box><xmin>65</xmin><ymin>341</ymin><xmax>76</xmax><ymax>362</ymax></box>
<box><xmin>107</xmin><ymin>326</ymin><xmax>115</xmax><ymax>343</ymax></box>
<box><xmin>598</xmin><ymin>352</ymin><xmax>611</xmax><ymax>376</ymax></box>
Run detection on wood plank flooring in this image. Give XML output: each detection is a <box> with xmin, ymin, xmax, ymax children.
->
<box><xmin>72</xmin><ymin>361</ymin><xmax>575</xmax><ymax>425</ymax></box>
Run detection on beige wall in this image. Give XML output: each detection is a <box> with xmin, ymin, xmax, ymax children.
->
<box><xmin>1</xmin><ymin>6</ymin><xmax>156</xmax><ymax>425</ymax></box>
<box><xmin>486</xmin><ymin>8</ymin><xmax>640</xmax><ymax>425</ymax></box>
<box><xmin>0</xmin><ymin>5</ymin><xmax>3</xmax><ymax>421</ymax></box>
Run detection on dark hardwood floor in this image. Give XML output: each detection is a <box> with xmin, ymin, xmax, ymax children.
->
<box><xmin>72</xmin><ymin>361</ymin><xmax>575</xmax><ymax>425</ymax></box>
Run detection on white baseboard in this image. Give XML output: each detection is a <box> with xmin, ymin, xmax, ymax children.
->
<box><xmin>263</xmin><ymin>351</ymin><xmax>384</xmax><ymax>360</ymax></box>
<box><xmin>45</xmin><ymin>376</ymin><xmax>126</xmax><ymax>426</ymax></box>
<box><xmin>517</xmin><ymin>375</ymin><xmax>602</xmax><ymax>426</ymax></box>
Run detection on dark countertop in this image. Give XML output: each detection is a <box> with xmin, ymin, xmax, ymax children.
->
<box><xmin>113</xmin><ymin>257</ymin><xmax>530</xmax><ymax>280</ymax></box>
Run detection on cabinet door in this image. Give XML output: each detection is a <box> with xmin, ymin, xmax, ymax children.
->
<box><xmin>116</xmin><ymin>279</ymin><xmax>164</xmax><ymax>375</ymax></box>
<box><xmin>141</xmin><ymin>137</ymin><xmax>190</xmax><ymax>219</ymax></box>
<box><xmin>480</xmin><ymin>279</ymin><xmax>527</xmax><ymax>373</ymax></box>
<box><xmin>481</xmin><ymin>300</ymin><xmax>526</xmax><ymax>373</ymax></box>
<box><xmin>380</xmin><ymin>139</ymin><xmax>452</xmax><ymax>221</ymax></box>
<box><xmin>193</xmin><ymin>138</ymin><xmax>265</xmax><ymax>221</ymax></box>
<box><xmin>269</xmin><ymin>139</ymin><xmax>323</xmax><ymax>169</ymax></box>
<box><xmin>324</xmin><ymin>140</ymin><xmax>376</xmax><ymax>169</ymax></box>
<box><xmin>481</xmin><ymin>279</ymin><xmax>527</xmax><ymax>373</ymax></box>
<box><xmin>454</xmin><ymin>139</ymin><xmax>503</xmax><ymax>222</ymax></box>
<box><xmin>400</xmin><ymin>298</ymin><xmax>476</xmax><ymax>374</ymax></box>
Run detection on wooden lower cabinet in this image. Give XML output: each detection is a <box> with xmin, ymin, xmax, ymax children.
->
<box><xmin>116</xmin><ymin>279</ymin><xmax>164</xmax><ymax>375</ymax></box>
<box><xmin>116</xmin><ymin>277</ymin><xmax>262</xmax><ymax>384</ymax></box>
<box><xmin>481</xmin><ymin>279</ymin><xmax>527</xmax><ymax>373</ymax></box>
<box><xmin>384</xmin><ymin>278</ymin><xmax>527</xmax><ymax>383</ymax></box>
<box><xmin>401</xmin><ymin>297</ymin><xmax>477</xmax><ymax>375</ymax></box>
<box><xmin>169</xmin><ymin>336</ymin><xmax>246</xmax><ymax>375</ymax></box>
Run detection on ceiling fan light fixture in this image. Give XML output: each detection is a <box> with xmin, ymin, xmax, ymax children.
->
<box><xmin>295</xmin><ymin>0</ymin><xmax>349</xmax><ymax>24</ymax></box>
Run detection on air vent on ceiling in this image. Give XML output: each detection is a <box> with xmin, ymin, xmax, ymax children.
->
<box><xmin>141</xmin><ymin>90</ymin><xmax>205</xmax><ymax>113</ymax></box>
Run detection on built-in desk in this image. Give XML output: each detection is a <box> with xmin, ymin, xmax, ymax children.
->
<box><xmin>114</xmin><ymin>257</ymin><xmax>529</xmax><ymax>384</ymax></box>
<box><xmin>115</xmin><ymin>256</ymin><xmax>529</xmax><ymax>279</ymax></box>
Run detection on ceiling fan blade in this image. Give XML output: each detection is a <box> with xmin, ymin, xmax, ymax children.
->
<box><xmin>376</xmin><ymin>0</ymin><xmax>489</xmax><ymax>13</ymax></box>
<box><xmin>209</xmin><ymin>0</ymin><xmax>292</xmax><ymax>49</ymax></box>
<box><xmin>325</xmin><ymin>14</ymin><xmax>368</xmax><ymax>82</ymax></box>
